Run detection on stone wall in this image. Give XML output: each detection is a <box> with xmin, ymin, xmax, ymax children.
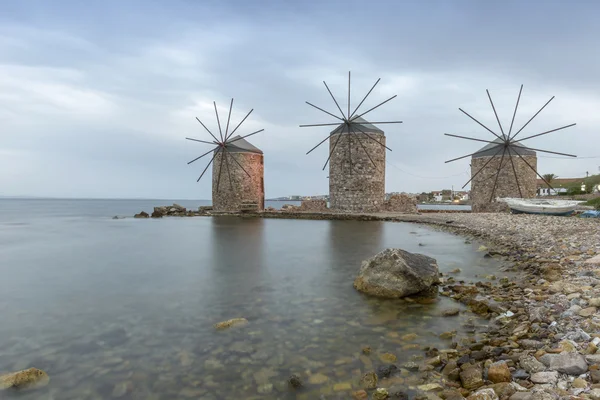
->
<box><xmin>471</xmin><ymin>154</ymin><xmax>537</xmax><ymax>213</ymax></box>
<box><xmin>329</xmin><ymin>132</ymin><xmax>386</xmax><ymax>212</ymax></box>
<box><xmin>380</xmin><ymin>194</ymin><xmax>418</xmax><ymax>213</ymax></box>
<box><xmin>298</xmin><ymin>199</ymin><xmax>328</xmax><ymax>212</ymax></box>
<box><xmin>212</xmin><ymin>151</ymin><xmax>264</xmax><ymax>212</ymax></box>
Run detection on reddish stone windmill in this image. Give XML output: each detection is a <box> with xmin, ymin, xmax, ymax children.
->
<box><xmin>300</xmin><ymin>72</ymin><xmax>403</xmax><ymax>212</ymax></box>
<box><xmin>445</xmin><ymin>85</ymin><xmax>577</xmax><ymax>212</ymax></box>
<box><xmin>186</xmin><ymin>99</ymin><xmax>265</xmax><ymax>212</ymax></box>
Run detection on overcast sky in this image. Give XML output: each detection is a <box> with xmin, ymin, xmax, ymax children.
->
<box><xmin>1</xmin><ymin>0</ymin><xmax>599</xmax><ymax>199</ymax></box>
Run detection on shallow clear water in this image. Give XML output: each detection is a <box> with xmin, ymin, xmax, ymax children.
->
<box><xmin>0</xmin><ymin>199</ymin><xmax>499</xmax><ymax>399</ymax></box>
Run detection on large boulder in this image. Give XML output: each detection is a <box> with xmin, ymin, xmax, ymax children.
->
<box><xmin>353</xmin><ymin>248</ymin><xmax>440</xmax><ymax>298</ymax></box>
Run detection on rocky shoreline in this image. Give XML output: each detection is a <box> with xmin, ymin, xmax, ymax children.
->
<box><xmin>379</xmin><ymin>213</ymin><xmax>600</xmax><ymax>400</ymax></box>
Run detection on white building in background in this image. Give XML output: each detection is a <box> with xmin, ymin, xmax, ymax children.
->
<box><xmin>538</xmin><ymin>187</ymin><xmax>568</xmax><ymax>196</ymax></box>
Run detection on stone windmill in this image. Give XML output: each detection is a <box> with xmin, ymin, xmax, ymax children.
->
<box><xmin>186</xmin><ymin>99</ymin><xmax>265</xmax><ymax>212</ymax></box>
<box><xmin>300</xmin><ymin>72</ymin><xmax>402</xmax><ymax>212</ymax></box>
<box><xmin>445</xmin><ymin>85</ymin><xmax>577</xmax><ymax>212</ymax></box>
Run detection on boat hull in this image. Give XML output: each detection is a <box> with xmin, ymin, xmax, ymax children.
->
<box><xmin>509</xmin><ymin>208</ymin><xmax>575</xmax><ymax>216</ymax></box>
<box><xmin>499</xmin><ymin>197</ymin><xmax>581</xmax><ymax>216</ymax></box>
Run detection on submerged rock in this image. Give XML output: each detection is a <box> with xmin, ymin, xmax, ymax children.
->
<box><xmin>353</xmin><ymin>248</ymin><xmax>440</xmax><ymax>298</ymax></box>
<box><xmin>213</xmin><ymin>318</ymin><xmax>249</xmax><ymax>330</ymax></box>
<box><xmin>468</xmin><ymin>388</ymin><xmax>499</xmax><ymax>400</ymax></box>
<box><xmin>373</xmin><ymin>388</ymin><xmax>389</xmax><ymax>400</ymax></box>
<box><xmin>288</xmin><ymin>374</ymin><xmax>302</xmax><ymax>389</ymax></box>
<box><xmin>360</xmin><ymin>371</ymin><xmax>378</xmax><ymax>389</ymax></box>
<box><xmin>0</xmin><ymin>368</ymin><xmax>49</xmax><ymax>390</ymax></box>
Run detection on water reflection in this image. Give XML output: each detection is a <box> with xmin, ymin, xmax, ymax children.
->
<box><xmin>327</xmin><ymin>220</ymin><xmax>385</xmax><ymax>269</ymax></box>
<box><xmin>208</xmin><ymin>217</ymin><xmax>267</xmax><ymax>321</ymax></box>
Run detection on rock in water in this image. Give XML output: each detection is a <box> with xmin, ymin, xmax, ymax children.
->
<box><xmin>373</xmin><ymin>388</ymin><xmax>389</xmax><ymax>400</ymax></box>
<box><xmin>353</xmin><ymin>248</ymin><xmax>440</xmax><ymax>298</ymax></box>
<box><xmin>213</xmin><ymin>318</ymin><xmax>249</xmax><ymax>330</ymax></box>
<box><xmin>468</xmin><ymin>388</ymin><xmax>499</xmax><ymax>400</ymax></box>
<box><xmin>134</xmin><ymin>211</ymin><xmax>149</xmax><ymax>218</ymax></box>
<box><xmin>360</xmin><ymin>372</ymin><xmax>378</xmax><ymax>389</ymax></box>
<box><xmin>288</xmin><ymin>374</ymin><xmax>302</xmax><ymax>389</ymax></box>
<box><xmin>0</xmin><ymin>368</ymin><xmax>49</xmax><ymax>390</ymax></box>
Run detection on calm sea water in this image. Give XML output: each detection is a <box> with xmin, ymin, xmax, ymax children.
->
<box><xmin>1</xmin><ymin>199</ymin><xmax>493</xmax><ymax>399</ymax></box>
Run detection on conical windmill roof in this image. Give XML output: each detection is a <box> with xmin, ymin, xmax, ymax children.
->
<box><xmin>473</xmin><ymin>137</ymin><xmax>536</xmax><ymax>158</ymax></box>
<box><xmin>330</xmin><ymin>116</ymin><xmax>384</xmax><ymax>135</ymax></box>
<box><xmin>216</xmin><ymin>135</ymin><xmax>263</xmax><ymax>154</ymax></box>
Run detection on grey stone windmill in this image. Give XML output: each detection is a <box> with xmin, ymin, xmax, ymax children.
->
<box><xmin>445</xmin><ymin>85</ymin><xmax>577</xmax><ymax>212</ymax></box>
<box><xmin>300</xmin><ymin>72</ymin><xmax>402</xmax><ymax>212</ymax></box>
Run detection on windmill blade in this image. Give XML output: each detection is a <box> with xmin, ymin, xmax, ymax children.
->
<box><xmin>512</xmin><ymin>123</ymin><xmax>576</xmax><ymax>143</ymax></box>
<box><xmin>186</xmin><ymin>137</ymin><xmax>217</xmax><ymax>145</ymax></box>
<box><xmin>224</xmin><ymin>98</ymin><xmax>234</xmax><ymax>140</ymax></box>
<box><xmin>509</xmin><ymin>96</ymin><xmax>554</xmax><ymax>141</ymax></box>
<box><xmin>444</xmin><ymin>133</ymin><xmax>499</xmax><ymax>145</ymax></box>
<box><xmin>348</xmin><ymin>128</ymin><xmax>352</xmax><ymax>173</ymax></box>
<box><xmin>224</xmin><ymin>147</ymin><xmax>251</xmax><ymax>178</ymax></box>
<box><xmin>350</xmin><ymin>95</ymin><xmax>397</xmax><ymax>122</ymax></box>
<box><xmin>355</xmin><ymin>121</ymin><xmax>403</xmax><ymax>125</ymax></box>
<box><xmin>227</xmin><ymin>129</ymin><xmax>265</xmax><ymax>145</ymax></box>
<box><xmin>306</xmin><ymin>101</ymin><xmax>344</xmax><ymax>121</ymax></box>
<box><xmin>513</xmin><ymin>150</ymin><xmax>556</xmax><ymax>191</ymax></box>
<box><xmin>196</xmin><ymin>117</ymin><xmax>221</xmax><ymax>143</ymax></box>
<box><xmin>299</xmin><ymin>122</ymin><xmax>344</xmax><ymax>128</ymax></box>
<box><xmin>349</xmin><ymin>125</ymin><xmax>378</xmax><ymax>170</ymax></box>
<box><xmin>214</xmin><ymin>101</ymin><xmax>224</xmax><ymax>142</ymax></box>
<box><xmin>323</xmin><ymin>129</ymin><xmax>345</xmax><ymax>170</ymax></box>
<box><xmin>225</xmin><ymin>108</ymin><xmax>254</xmax><ymax>142</ymax></box>
<box><xmin>461</xmin><ymin>145</ymin><xmax>504</xmax><ymax>189</ymax></box>
<box><xmin>352</xmin><ymin>123</ymin><xmax>392</xmax><ymax>151</ymax></box>
<box><xmin>216</xmin><ymin>147</ymin><xmax>225</xmax><ymax>191</ymax></box>
<box><xmin>516</xmin><ymin>145</ymin><xmax>577</xmax><ymax>158</ymax></box>
<box><xmin>307</xmin><ymin>130</ymin><xmax>340</xmax><ymax>155</ymax></box>
<box><xmin>350</xmin><ymin>78</ymin><xmax>380</xmax><ymax>119</ymax></box>
<box><xmin>347</xmin><ymin>71</ymin><xmax>351</xmax><ymax>120</ymax></box>
<box><xmin>458</xmin><ymin>108</ymin><xmax>504</xmax><ymax>142</ymax></box>
<box><xmin>323</xmin><ymin>80</ymin><xmax>347</xmax><ymax>120</ymax></box>
<box><xmin>196</xmin><ymin>150</ymin><xmax>219</xmax><ymax>182</ymax></box>
<box><xmin>188</xmin><ymin>146</ymin><xmax>219</xmax><ymax>165</ymax></box>
<box><xmin>506</xmin><ymin>146</ymin><xmax>523</xmax><ymax>198</ymax></box>
<box><xmin>486</xmin><ymin>89</ymin><xmax>506</xmax><ymax>139</ymax></box>
<box><xmin>507</xmin><ymin>84</ymin><xmax>523</xmax><ymax>138</ymax></box>
<box><xmin>489</xmin><ymin>147</ymin><xmax>507</xmax><ymax>202</ymax></box>
<box><xmin>224</xmin><ymin>149</ymin><xmax>234</xmax><ymax>191</ymax></box>
<box><xmin>444</xmin><ymin>143</ymin><xmax>503</xmax><ymax>164</ymax></box>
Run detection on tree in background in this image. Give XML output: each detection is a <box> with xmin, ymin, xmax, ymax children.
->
<box><xmin>542</xmin><ymin>173</ymin><xmax>557</xmax><ymax>188</ymax></box>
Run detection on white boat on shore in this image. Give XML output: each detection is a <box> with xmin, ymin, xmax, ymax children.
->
<box><xmin>498</xmin><ymin>198</ymin><xmax>583</xmax><ymax>216</ymax></box>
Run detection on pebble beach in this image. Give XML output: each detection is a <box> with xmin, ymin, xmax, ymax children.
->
<box><xmin>369</xmin><ymin>212</ymin><xmax>600</xmax><ymax>400</ymax></box>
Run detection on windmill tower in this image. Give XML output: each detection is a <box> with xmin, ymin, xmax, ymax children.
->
<box><xmin>328</xmin><ymin>117</ymin><xmax>386</xmax><ymax>211</ymax></box>
<box><xmin>470</xmin><ymin>139</ymin><xmax>537</xmax><ymax>212</ymax></box>
<box><xmin>445</xmin><ymin>85</ymin><xmax>577</xmax><ymax>212</ymax></box>
<box><xmin>300</xmin><ymin>71</ymin><xmax>401</xmax><ymax>212</ymax></box>
<box><xmin>186</xmin><ymin>99</ymin><xmax>265</xmax><ymax>212</ymax></box>
<box><xmin>212</xmin><ymin>136</ymin><xmax>264</xmax><ymax>212</ymax></box>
